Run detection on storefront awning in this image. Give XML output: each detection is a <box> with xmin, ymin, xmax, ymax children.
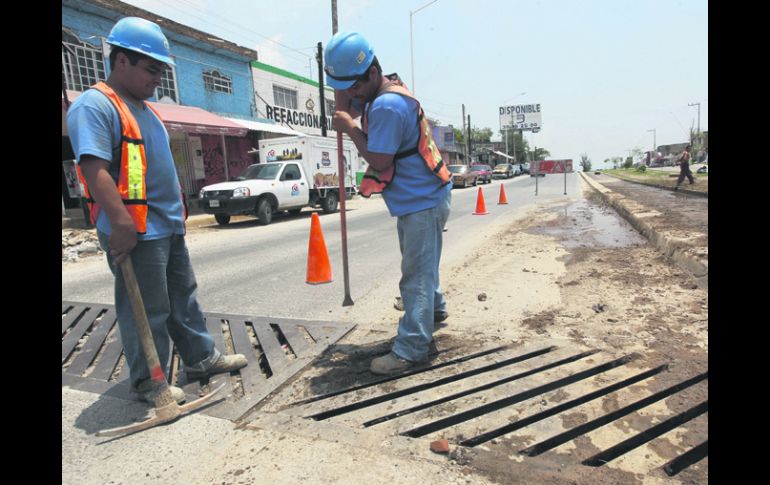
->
<box><xmin>148</xmin><ymin>103</ymin><xmax>247</xmax><ymax>137</ymax></box>
<box><xmin>224</xmin><ymin>117</ymin><xmax>303</xmax><ymax>136</ymax></box>
<box><xmin>62</xmin><ymin>90</ymin><xmax>247</xmax><ymax>137</ymax></box>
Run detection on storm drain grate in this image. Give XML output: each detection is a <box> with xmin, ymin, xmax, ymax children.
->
<box><xmin>62</xmin><ymin>301</ymin><xmax>355</xmax><ymax>420</ymax></box>
<box><xmin>289</xmin><ymin>344</ymin><xmax>708</xmax><ymax>477</ymax></box>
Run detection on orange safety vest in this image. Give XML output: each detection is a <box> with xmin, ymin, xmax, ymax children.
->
<box><xmin>359</xmin><ymin>74</ymin><xmax>450</xmax><ymax>197</ymax></box>
<box><xmin>76</xmin><ymin>82</ymin><xmax>188</xmax><ymax>232</ymax></box>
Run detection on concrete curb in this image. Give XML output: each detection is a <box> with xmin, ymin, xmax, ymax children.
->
<box><xmin>599</xmin><ymin>172</ymin><xmax>707</xmax><ymax>198</ymax></box>
<box><xmin>579</xmin><ymin>172</ymin><xmax>708</xmax><ymax>289</ymax></box>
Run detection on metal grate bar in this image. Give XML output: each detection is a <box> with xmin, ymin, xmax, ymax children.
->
<box><xmin>228</xmin><ymin>318</ymin><xmax>266</xmax><ymax>394</ymax></box>
<box><xmin>61</xmin><ymin>307</ymin><xmax>103</xmax><ymax>364</ymax></box>
<box><xmin>88</xmin><ymin>330</ymin><xmax>124</xmax><ymax>381</ymax></box>
<box><xmin>291</xmin><ymin>344</ymin><xmax>518</xmax><ymax>407</ymax></box>
<box><xmin>402</xmin><ymin>355</ymin><xmax>636</xmax><ymax>438</ymax></box>
<box><xmin>520</xmin><ymin>371</ymin><xmax>709</xmax><ymax>456</ymax></box>
<box><xmin>460</xmin><ymin>365</ymin><xmax>668</xmax><ymax>447</ymax></box>
<box><xmin>65</xmin><ymin>309</ymin><xmax>117</xmax><ymax>376</ymax></box>
<box><xmin>363</xmin><ymin>350</ymin><xmax>600</xmax><ymax>427</ymax></box>
<box><xmin>62</xmin><ymin>304</ymin><xmax>88</xmax><ymax>335</ymax></box>
<box><xmin>583</xmin><ymin>401</ymin><xmax>708</xmax><ymax>466</ymax></box>
<box><xmin>252</xmin><ymin>319</ymin><xmax>289</xmax><ymax>374</ymax></box>
<box><xmin>277</xmin><ymin>323</ymin><xmax>313</xmax><ymax>357</ymax></box>
<box><xmin>663</xmin><ymin>440</ymin><xmax>708</xmax><ymax>476</ymax></box>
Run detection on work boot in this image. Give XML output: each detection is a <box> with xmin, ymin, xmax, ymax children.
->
<box><xmin>186</xmin><ymin>353</ymin><xmax>248</xmax><ymax>380</ymax></box>
<box><xmin>394</xmin><ymin>296</ymin><xmax>404</xmax><ymax>311</ymax></box>
<box><xmin>370</xmin><ymin>352</ymin><xmax>416</xmax><ymax>375</ymax></box>
<box><xmin>131</xmin><ymin>379</ymin><xmax>186</xmax><ymax>405</ymax></box>
<box><xmin>434</xmin><ymin>311</ymin><xmax>449</xmax><ymax>323</ymax></box>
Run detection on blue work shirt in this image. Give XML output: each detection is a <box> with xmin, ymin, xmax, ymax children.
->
<box><xmin>66</xmin><ymin>89</ymin><xmax>185</xmax><ymax>239</ymax></box>
<box><xmin>366</xmin><ymin>93</ymin><xmax>450</xmax><ymax>217</ymax></box>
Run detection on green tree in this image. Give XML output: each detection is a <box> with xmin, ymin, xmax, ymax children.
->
<box><xmin>471</xmin><ymin>127</ymin><xmax>493</xmax><ymax>143</ymax></box>
<box><xmin>580</xmin><ymin>153</ymin><xmax>592</xmax><ymax>172</ymax></box>
<box><xmin>532</xmin><ymin>147</ymin><xmax>550</xmax><ymax>161</ymax></box>
<box><xmin>500</xmin><ymin>129</ymin><xmax>530</xmax><ymax>163</ymax></box>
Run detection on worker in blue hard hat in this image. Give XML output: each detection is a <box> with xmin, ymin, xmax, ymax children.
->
<box><xmin>66</xmin><ymin>17</ymin><xmax>247</xmax><ymax>405</ymax></box>
<box><xmin>325</xmin><ymin>31</ymin><xmax>453</xmax><ymax>375</ymax></box>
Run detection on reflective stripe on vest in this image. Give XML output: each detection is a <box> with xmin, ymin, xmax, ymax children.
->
<box><xmin>359</xmin><ymin>74</ymin><xmax>451</xmax><ymax>197</ymax></box>
<box><xmin>76</xmin><ymin>82</ymin><xmax>149</xmax><ymax>234</ymax></box>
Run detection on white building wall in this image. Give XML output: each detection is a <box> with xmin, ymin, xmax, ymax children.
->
<box><xmin>252</xmin><ymin>64</ymin><xmax>338</xmax><ymax>137</ymax></box>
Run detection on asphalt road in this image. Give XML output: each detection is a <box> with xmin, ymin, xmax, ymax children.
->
<box><xmin>62</xmin><ymin>173</ymin><xmax>581</xmax><ymax>321</ymax></box>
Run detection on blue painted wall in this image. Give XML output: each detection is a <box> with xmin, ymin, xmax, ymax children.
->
<box><xmin>62</xmin><ymin>2</ymin><xmax>256</xmax><ymax>119</ymax></box>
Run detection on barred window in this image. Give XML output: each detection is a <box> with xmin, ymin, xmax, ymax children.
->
<box><xmin>325</xmin><ymin>97</ymin><xmax>335</xmax><ymax>114</ymax></box>
<box><xmin>203</xmin><ymin>70</ymin><xmax>232</xmax><ymax>94</ymax></box>
<box><xmin>273</xmin><ymin>85</ymin><xmax>298</xmax><ymax>110</ymax></box>
<box><xmin>61</xmin><ymin>29</ymin><xmax>106</xmax><ymax>91</ymax></box>
<box><xmin>155</xmin><ymin>66</ymin><xmax>178</xmax><ymax>102</ymax></box>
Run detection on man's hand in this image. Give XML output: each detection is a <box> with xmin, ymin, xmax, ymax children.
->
<box><xmin>108</xmin><ymin>216</ymin><xmax>137</xmax><ymax>266</ymax></box>
<box><xmin>332</xmin><ymin>111</ymin><xmax>357</xmax><ymax>136</ymax></box>
<box><xmin>79</xmin><ymin>155</ymin><xmax>138</xmax><ymax>266</ymax></box>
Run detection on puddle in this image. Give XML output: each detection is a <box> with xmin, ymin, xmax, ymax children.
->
<box><xmin>530</xmin><ymin>196</ymin><xmax>647</xmax><ymax>250</ymax></box>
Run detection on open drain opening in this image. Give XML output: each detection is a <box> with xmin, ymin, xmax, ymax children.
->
<box><xmin>362</xmin><ymin>350</ymin><xmax>600</xmax><ymax>427</ymax></box>
<box><xmin>460</xmin><ymin>364</ymin><xmax>668</xmax><ymax>447</ymax></box>
<box><xmin>309</xmin><ymin>346</ymin><xmax>560</xmax><ymax>421</ymax></box>
<box><xmin>270</xmin><ymin>323</ymin><xmax>297</xmax><ymax>359</ymax></box>
<box><xmin>663</xmin><ymin>440</ymin><xmax>708</xmax><ymax>476</ymax></box>
<box><xmin>520</xmin><ymin>371</ymin><xmax>709</xmax><ymax>457</ymax></box>
<box><xmin>582</xmin><ymin>400</ymin><xmax>708</xmax><ymax>467</ymax></box>
<box><xmin>402</xmin><ymin>354</ymin><xmax>637</xmax><ymax>438</ymax></box>
<box><xmin>292</xmin><ymin>344</ymin><xmax>518</xmax><ymax>407</ymax></box>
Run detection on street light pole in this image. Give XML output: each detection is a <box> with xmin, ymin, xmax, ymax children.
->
<box><xmin>409</xmin><ymin>0</ymin><xmax>438</xmax><ymax>95</ymax></box>
<box><xmin>688</xmin><ymin>102</ymin><xmax>701</xmax><ymax>147</ymax></box>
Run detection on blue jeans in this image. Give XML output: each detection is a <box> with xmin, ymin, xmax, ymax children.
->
<box><xmin>97</xmin><ymin>232</ymin><xmax>218</xmax><ymax>387</ymax></box>
<box><xmin>392</xmin><ymin>191</ymin><xmax>451</xmax><ymax>362</ymax></box>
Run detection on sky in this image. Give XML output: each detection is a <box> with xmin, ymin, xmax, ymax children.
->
<box><xmin>122</xmin><ymin>0</ymin><xmax>708</xmax><ymax>169</ymax></box>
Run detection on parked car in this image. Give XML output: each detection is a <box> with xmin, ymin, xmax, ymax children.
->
<box><xmin>448</xmin><ymin>164</ymin><xmax>478</xmax><ymax>188</ymax></box>
<box><xmin>511</xmin><ymin>164</ymin><xmax>523</xmax><ymax>176</ymax></box>
<box><xmin>520</xmin><ymin>162</ymin><xmax>531</xmax><ymax>174</ymax></box>
<box><xmin>493</xmin><ymin>163</ymin><xmax>515</xmax><ymax>179</ymax></box>
<box><xmin>469</xmin><ymin>164</ymin><xmax>493</xmax><ymax>184</ymax></box>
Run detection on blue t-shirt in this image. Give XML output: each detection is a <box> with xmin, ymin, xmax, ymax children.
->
<box><xmin>66</xmin><ymin>89</ymin><xmax>185</xmax><ymax>239</ymax></box>
<box><xmin>366</xmin><ymin>93</ymin><xmax>450</xmax><ymax>217</ymax></box>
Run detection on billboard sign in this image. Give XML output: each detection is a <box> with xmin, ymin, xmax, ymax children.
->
<box><xmin>499</xmin><ymin>103</ymin><xmax>542</xmax><ymax>131</ymax></box>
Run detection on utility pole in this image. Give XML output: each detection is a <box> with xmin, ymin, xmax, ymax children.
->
<box><xmin>409</xmin><ymin>0</ymin><xmax>438</xmax><ymax>95</ymax></box>
<box><xmin>316</xmin><ymin>42</ymin><xmax>327</xmax><ymax>137</ymax></box>
<box><xmin>331</xmin><ymin>0</ymin><xmax>338</xmax><ymax>34</ymax></box>
<box><xmin>647</xmin><ymin>129</ymin><xmax>656</xmax><ymax>162</ymax></box>
<box><xmin>462</xmin><ymin>104</ymin><xmax>466</xmax><ymax>163</ymax></box>
<box><xmin>467</xmin><ymin>114</ymin><xmax>472</xmax><ymax>164</ymax></box>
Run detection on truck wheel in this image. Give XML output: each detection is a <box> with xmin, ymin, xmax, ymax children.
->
<box><xmin>321</xmin><ymin>191</ymin><xmax>338</xmax><ymax>214</ymax></box>
<box><xmin>256</xmin><ymin>199</ymin><xmax>273</xmax><ymax>225</ymax></box>
<box><xmin>214</xmin><ymin>214</ymin><xmax>230</xmax><ymax>225</ymax></box>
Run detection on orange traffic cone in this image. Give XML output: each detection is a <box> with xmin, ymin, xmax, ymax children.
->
<box><xmin>472</xmin><ymin>186</ymin><xmax>489</xmax><ymax>215</ymax></box>
<box><xmin>498</xmin><ymin>184</ymin><xmax>509</xmax><ymax>205</ymax></box>
<box><xmin>306</xmin><ymin>213</ymin><xmax>332</xmax><ymax>284</ymax></box>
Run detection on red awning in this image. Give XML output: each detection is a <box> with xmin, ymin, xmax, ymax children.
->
<box><xmin>62</xmin><ymin>90</ymin><xmax>248</xmax><ymax>137</ymax></box>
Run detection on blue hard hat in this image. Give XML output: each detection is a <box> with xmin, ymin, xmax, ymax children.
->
<box><xmin>323</xmin><ymin>32</ymin><xmax>375</xmax><ymax>89</ymax></box>
<box><xmin>106</xmin><ymin>17</ymin><xmax>175</xmax><ymax>66</ymax></box>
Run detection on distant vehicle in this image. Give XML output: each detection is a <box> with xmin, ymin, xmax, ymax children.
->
<box><xmin>493</xmin><ymin>163</ymin><xmax>515</xmax><ymax>179</ymax></box>
<box><xmin>470</xmin><ymin>164</ymin><xmax>493</xmax><ymax>184</ymax></box>
<box><xmin>511</xmin><ymin>164</ymin><xmax>523</xmax><ymax>176</ymax></box>
<box><xmin>448</xmin><ymin>164</ymin><xmax>478</xmax><ymax>188</ymax></box>
<box><xmin>696</xmin><ymin>165</ymin><xmax>708</xmax><ymax>174</ymax></box>
<box><xmin>520</xmin><ymin>162</ymin><xmax>531</xmax><ymax>174</ymax></box>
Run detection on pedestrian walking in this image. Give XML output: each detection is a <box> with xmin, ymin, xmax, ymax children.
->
<box><xmin>324</xmin><ymin>31</ymin><xmax>452</xmax><ymax>374</ymax></box>
<box><xmin>674</xmin><ymin>144</ymin><xmax>696</xmax><ymax>190</ymax></box>
<box><xmin>66</xmin><ymin>17</ymin><xmax>247</xmax><ymax>404</ymax></box>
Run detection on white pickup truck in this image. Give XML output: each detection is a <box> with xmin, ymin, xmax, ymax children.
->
<box><xmin>198</xmin><ymin>135</ymin><xmax>362</xmax><ymax>225</ymax></box>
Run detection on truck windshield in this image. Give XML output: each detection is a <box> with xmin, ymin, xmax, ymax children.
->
<box><xmin>236</xmin><ymin>164</ymin><xmax>281</xmax><ymax>180</ymax></box>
